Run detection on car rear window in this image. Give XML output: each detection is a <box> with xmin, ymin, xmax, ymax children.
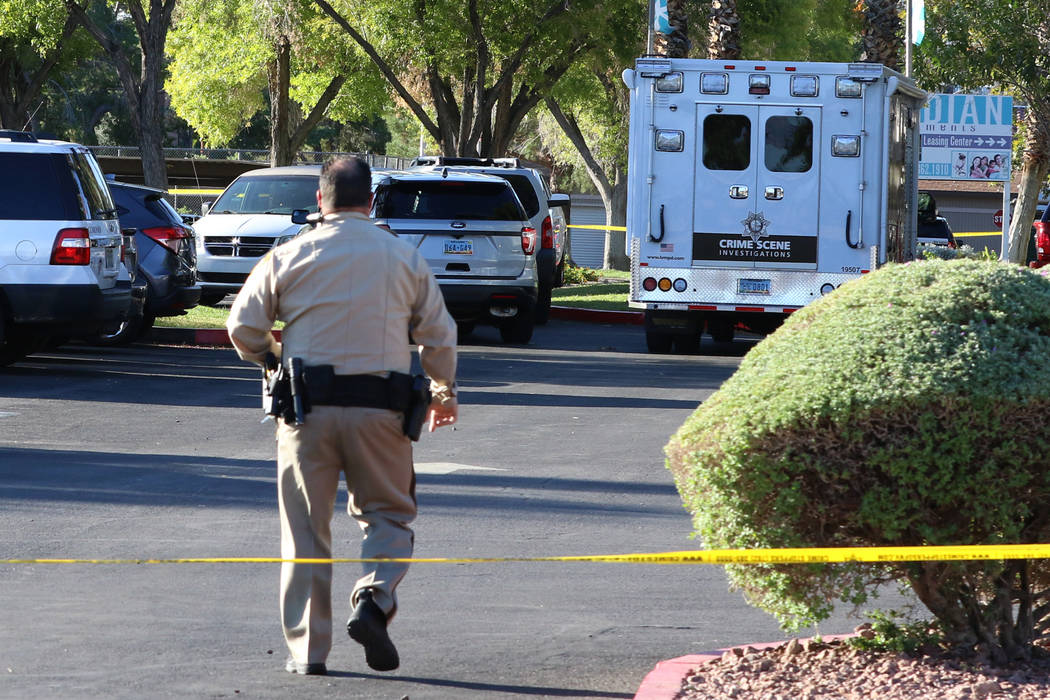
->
<box><xmin>374</xmin><ymin>180</ymin><xmax>526</xmax><ymax>221</ymax></box>
<box><xmin>0</xmin><ymin>152</ymin><xmax>82</xmax><ymax>220</ymax></box>
<box><xmin>491</xmin><ymin>173</ymin><xmax>540</xmax><ymax>218</ymax></box>
<box><xmin>111</xmin><ymin>185</ymin><xmax>183</xmax><ymax>229</ymax></box>
<box><xmin>211</xmin><ymin>175</ymin><xmax>319</xmax><ymax>214</ymax></box>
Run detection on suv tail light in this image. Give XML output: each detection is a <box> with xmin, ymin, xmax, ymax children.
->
<box><xmin>521</xmin><ymin>226</ymin><xmax>537</xmax><ymax>255</ymax></box>
<box><xmin>142</xmin><ymin>225</ymin><xmax>191</xmax><ymax>253</ymax></box>
<box><xmin>51</xmin><ymin>228</ymin><xmax>91</xmax><ymax>265</ymax></box>
<box><xmin>1034</xmin><ymin>220</ymin><xmax>1050</xmax><ymax>262</ymax></box>
<box><xmin>541</xmin><ymin>215</ymin><xmax>554</xmax><ymax>249</ymax></box>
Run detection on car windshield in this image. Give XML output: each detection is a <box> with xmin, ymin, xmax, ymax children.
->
<box><xmin>374</xmin><ymin>180</ymin><xmax>525</xmax><ymax>221</ymax></box>
<box><xmin>211</xmin><ymin>175</ymin><xmax>319</xmax><ymax>215</ymax></box>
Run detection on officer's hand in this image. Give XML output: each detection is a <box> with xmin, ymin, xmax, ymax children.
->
<box><xmin>427</xmin><ymin>398</ymin><xmax>458</xmax><ymax>432</ymax></box>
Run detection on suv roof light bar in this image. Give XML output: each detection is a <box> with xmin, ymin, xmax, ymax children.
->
<box><xmin>0</xmin><ymin>129</ymin><xmax>38</xmax><ymax>143</ymax></box>
<box><xmin>411</xmin><ymin>156</ymin><xmax>523</xmax><ymax>169</ymax></box>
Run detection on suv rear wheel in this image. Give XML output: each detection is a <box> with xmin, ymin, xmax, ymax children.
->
<box><xmin>0</xmin><ymin>317</ymin><xmax>49</xmax><ymax>367</ymax></box>
<box><xmin>499</xmin><ymin>308</ymin><xmax>535</xmax><ymax>344</ymax></box>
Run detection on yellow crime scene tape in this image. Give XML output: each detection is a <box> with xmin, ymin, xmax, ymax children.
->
<box><xmin>6</xmin><ymin>544</ymin><xmax>1050</xmax><ymax>566</ymax></box>
<box><xmin>566</xmin><ymin>224</ymin><xmax>627</xmax><ymax>231</ymax></box>
<box><xmin>168</xmin><ymin>188</ymin><xmax>225</xmax><ymax>195</ymax></box>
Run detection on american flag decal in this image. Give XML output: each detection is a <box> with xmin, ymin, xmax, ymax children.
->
<box><xmin>659</xmin><ymin>243</ymin><xmax>674</xmax><ymax>252</ymax></box>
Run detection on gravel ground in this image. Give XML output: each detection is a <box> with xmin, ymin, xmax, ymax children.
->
<box><xmin>677</xmin><ymin>635</ymin><xmax>1050</xmax><ymax>699</ymax></box>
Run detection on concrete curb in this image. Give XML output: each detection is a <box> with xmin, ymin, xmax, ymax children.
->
<box><xmin>632</xmin><ymin>634</ymin><xmax>857</xmax><ymax>699</ymax></box>
<box><xmin>147</xmin><ymin>306</ymin><xmax>643</xmax><ymax>347</ymax></box>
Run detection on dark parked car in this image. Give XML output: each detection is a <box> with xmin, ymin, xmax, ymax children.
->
<box><xmin>917</xmin><ymin>191</ymin><xmax>957</xmax><ymax>248</ymax></box>
<box><xmin>93</xmin><ymin>180</ymin><xmax>202</xmax><ymax>344</ymax></box>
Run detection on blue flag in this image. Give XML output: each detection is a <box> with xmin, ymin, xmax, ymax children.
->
<box><xmin>654</xmin><ymin>0</ymin><xmax>671</xmax><ymax>34</ymax></box>
<box><xmin>911</xmin><ymin>0</ymin><xmax>926</xmax><ymax>45</ymax></box>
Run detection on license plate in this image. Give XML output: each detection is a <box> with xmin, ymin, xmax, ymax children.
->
<box><xmin>105</xmin><ymin>247</ymin><xmax>118</xmax><ymax>269</ymax></box>
<box><xmin>737</xmin><ymin>278</ymin><xmax>771</xmax><ymax>295</ymax></box>
<box><xmin>444</xmin><ymin>239</ymin><xmax>473</xmax><ymax>255</ymax></box>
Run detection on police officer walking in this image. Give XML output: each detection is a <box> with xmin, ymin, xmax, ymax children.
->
<box><xmin>227</xmin><ymin>156</ymin><xmax>458</xmax><ymax>676</ymax></box>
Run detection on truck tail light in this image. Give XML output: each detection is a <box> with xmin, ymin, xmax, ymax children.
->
<box><xmin>142</xmin><ymin>225</ymin><xmax>190</xmax><ymax>253</ymax></box>
<box><xmin>541</xmin><ymin>216</ymin><xmax>554</xmax><ymax>249</ymax></box>
<box><xmin>521</xmin><ymin>226</ymin><xmax>537</xmax><ymax>255</ymax></box>
<box><xmin>1036</xmin><ymin>221</ymin><xmax>1050</xmax><ymax>261</ymax></box>
<box><xmin>51</xmin><ymin>228</ymin><xmax>91</xmax><ymax>265</ymax></box>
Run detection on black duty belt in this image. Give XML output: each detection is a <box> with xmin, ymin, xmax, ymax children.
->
<box><xmin>302</xmin><ymin>365</ymin><xmax>414</xmax><ymax>413</ymax></box>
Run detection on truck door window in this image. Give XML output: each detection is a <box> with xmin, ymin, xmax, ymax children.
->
<box><xmin>702</xmin><ymin>114</ymin><xmax>750</xmax><ymax>171</ymax></box>
<box><xmin>765</xmin><ymin>116</ymin><xmax>813</xmax><ymax>173</ymax></box>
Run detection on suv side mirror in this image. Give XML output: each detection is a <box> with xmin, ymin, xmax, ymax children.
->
<box><xmin>201</xmin><ymin>201</ymin><xmax>212</xmax><ymax>216</ymax></box>
<box><xmin>291</xmin><ymin>209</ymin><xmax>309</xmax><ymax>225</ymax></box>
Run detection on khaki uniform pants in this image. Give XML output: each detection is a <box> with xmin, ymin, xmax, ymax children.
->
<box><xmin>276</xmin><ymin>405</ymin><xmax>416</xmax><ymax>665</ymax></box>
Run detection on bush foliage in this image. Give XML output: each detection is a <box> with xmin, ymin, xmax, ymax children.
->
<box><xmin>665</xmin><ymin>259</ymin><xmax>1050</xmax><ymax>661</ymax></box>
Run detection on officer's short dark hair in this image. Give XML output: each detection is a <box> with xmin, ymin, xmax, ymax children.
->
<box><xmin>319</xmin><ymin>156</ymin><xmax>371</xmax><ymax>210</ymax></box>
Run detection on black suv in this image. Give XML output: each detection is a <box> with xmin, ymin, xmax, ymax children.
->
<box><xmin>93</xmin><ymin>181</ymin><xmax>201</xmax><ymax>344</ymax></box>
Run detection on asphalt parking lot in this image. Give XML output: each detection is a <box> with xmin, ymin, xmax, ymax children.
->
<box><xmin>0</xmin><ymin>321</ymin><xmax>899</xmax><ymax>699</ymax></box>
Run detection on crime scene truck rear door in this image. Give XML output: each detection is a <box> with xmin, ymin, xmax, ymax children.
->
<box><xmin>692</xmin><ymin>103</ymin><xmax>821</xmax><ymax>270</ymax></box>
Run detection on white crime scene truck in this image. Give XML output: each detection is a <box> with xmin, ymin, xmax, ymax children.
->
<box><xmin>621</xmin><ymin>57</ymin><xmax>926</xmax><ymax>353</ymax></box>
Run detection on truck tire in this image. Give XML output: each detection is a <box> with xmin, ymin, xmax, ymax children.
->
<box><xmin>500</xmin><ymin>311</ymin><xmax>535</xmax><ymax>344</ymax></box>
<box><xmin>709</xmin><ymin>318</ymin><xmax>735</xmax><ymax>344</ymax></box>
<box><xmin>646</xmin><ymin>329</ymin><xmax>673</xmax><ymax>353</ymax></box>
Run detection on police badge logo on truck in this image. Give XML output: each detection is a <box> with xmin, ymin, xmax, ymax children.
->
<box><xmin>691</xmin><ymin>211</ymin><xmax>817</xmax><ymax>264</ymax></box>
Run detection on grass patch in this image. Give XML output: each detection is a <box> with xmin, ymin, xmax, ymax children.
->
<box><xmin>158</xmin><ymin>272</ymin><xmax>631</xmax><ymax>326</ymax></box>
<box><xmin>551</xmin><ymin>282</ymin><xmax>629</xmax><ymax>311</ymax></box>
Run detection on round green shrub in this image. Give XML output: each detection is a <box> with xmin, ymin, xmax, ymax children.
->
<box><xmin>665</xmin><ymin>259</ymin><xmax>1050</xmax><ymax>659</ymax></box>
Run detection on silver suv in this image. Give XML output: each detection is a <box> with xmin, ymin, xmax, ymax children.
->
<box><xmin>410</xmin><ymin>157</ymin><xmax>569</xmax><ymax>323</ymax></box>
<box><xmin>0</xmin><ymin>130</ymin><xmax>132</xmax><ymax>365</ymax></box>
<box><xmin>371</xmin><ymin>169</ymin><xmax>539</xmax><ymax>343</ymax></box>
<box><xmin>194</xmin><ymin>165</ymin><xmax>320</xmax><ymax>305</ymax></box>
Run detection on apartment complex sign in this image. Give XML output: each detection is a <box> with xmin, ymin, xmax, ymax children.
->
<box><xmin>919</xmin><ymin>93</ymin><xmax>1012</xmax><ymax>181</ymax></box>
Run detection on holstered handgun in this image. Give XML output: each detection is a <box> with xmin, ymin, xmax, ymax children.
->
<box><xmin>262</xmin><ymin>353</ymin><xmax>309</xmax><ymax>425</ymax></box>
<box><xmin>403</xmin><ymin>374</ymin><xmax>432</xmax><ymax>441</ymax></box>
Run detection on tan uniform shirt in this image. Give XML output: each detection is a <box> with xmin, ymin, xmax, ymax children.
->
<box><xmin>227</xmin><ymin>211</ymin><xmax>457</xmax><ymax>394</ymax></box>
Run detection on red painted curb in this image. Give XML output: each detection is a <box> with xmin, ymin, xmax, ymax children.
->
<box><xmin>549</xmin><ymin>305</ymin><xmax>644</xmax><ymax>324</ymax></box>
<box><xmin>633</xmin><ymin>635</ymin><xmax>856</xmax><ymax>699</ymax></box>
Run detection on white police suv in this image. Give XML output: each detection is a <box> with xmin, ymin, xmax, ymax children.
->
<box><xmin>0</xmin><ymin>130</ymin><xmax>131</xmax><ymax>365</ymax></box>
<box><xmin>371</xmin><ymin>169</ymin><xmax>539</xmax><ymax>343</ymax></box>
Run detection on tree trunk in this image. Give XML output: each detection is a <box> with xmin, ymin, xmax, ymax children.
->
<box><xmin>858</xmin><ymin>0</ymin><xmax>901</xmax><ymax>71</ymax></box>
<box><xmin>602</xmin><ymin>175</ymin><xmax>629</xmax><ymax>270</ymax></box>
<box><xmin>1007</xmin><ymin>109</ymin><xmax>1050</xmax><ymax>264</ymax></box>
<box><xmin>66</xmin><ymin>0</ymin><xmax>174</xmax><ymax>190</ymax></box>
<box><xmin>268</xmin><ymin>34</ymin><xmax>292</xmax><ymax>167</ymax></box>
<box><xmin>708</xmin><ymin>0</ymin><xmax>741</xmax><ymax>59</ymax></box>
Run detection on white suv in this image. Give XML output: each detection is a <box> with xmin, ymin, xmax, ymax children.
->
<box><xmin>410</xmin><ymin>157</ymin><xmax>569</xmax><ymax>323</ymax></box>
<box><xmin>0</xmin><ymin>130</ymin><xmax>132</xmax><ymax>365</ymax></box>
<box><xmin>371</xmin><ymin>169</ymin><xmax>539</xmax><ymax>343</ymax></box>
<box><xmin>194</xmin><ymin>165</ymin><xmax>321</xmax><ymax>305</ymax></box>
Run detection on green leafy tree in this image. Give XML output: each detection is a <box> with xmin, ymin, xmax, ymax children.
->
<box><xmin>0</xmin><ymin>3</ymin><xmax>79</xmax><ymax>129</ymax></box>
<box><xmin>309</xmin><ymin>0</ymin><xmax>632</xmax><ymax>158</ymax></box>
<box><xmin>916</xmin><ymin>0</ymin><xmax>1050</xmax><ymax>265</ymax></box>
<box><xmin>59</xmin><ymin>0</ymin><xmax>177</xmax><ymax>188</ymax></box>
<box><xmin>167</xmin><ymin>0</ymin><xmax>387</xmax><ymax>165</ymax></box>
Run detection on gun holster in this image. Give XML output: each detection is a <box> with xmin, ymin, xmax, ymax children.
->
<box><xmin>262</xmin><ymin>353</ymin><xmax>310</xmax><ymax>425</ymax></box>
<box><xmin>402</xmin><ymin>374</ymin><xmax>432</xmax><ymax>442</ymax></box>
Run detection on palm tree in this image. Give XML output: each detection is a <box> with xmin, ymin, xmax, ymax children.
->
<box><xmin>707</xmin><ymin>0</ymin><xmax>741</xmax><ymax>59</ymax></box>
<box><xmin>859</xmin><ymin>0</ymin><xmax>902</xmax><ymax>69</ymax></box>
<box><xmin>655</xmin><ymin>0</ymin><xmax>691</xmax><ymax>58</ymax></box>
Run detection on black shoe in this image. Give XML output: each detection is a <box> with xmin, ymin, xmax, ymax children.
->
<box><xmin>285</xmin><ymin>657</ymin><xmax>328</xmax><ymax>676</ymax></box>
<box><xmin>347</xmin><ymin>589</ymin><xmax>400</xmax><ymax>671</ymax></box>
